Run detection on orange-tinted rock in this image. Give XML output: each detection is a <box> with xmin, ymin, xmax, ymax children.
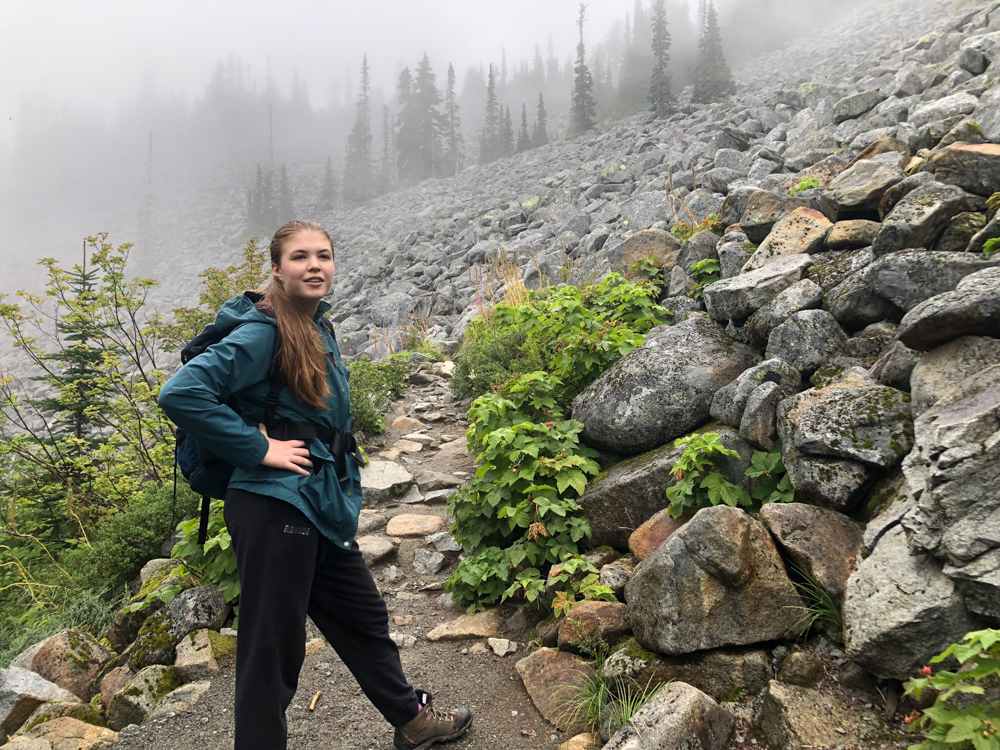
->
<box><xmin>628</xmin><ymin>509</ymin><xmax>684</xmax><ymax>560</ymax></box>
<box><xmin>30</xmin><ymin>630</ymin><xmax>113</xmax><ymax>701</ymax></box>
<box><xmin>515</xmin><ymin>648</ymin><xmax>595</xmax><ymax>734</ymax></box>
<box><xmin>385</xmin><ymin>514</ymin><xmax>444</xmax><ymax>537</ymax></box>
<box><xmin>557</xmin><ymin>601</ymin><xmax>630</xmax><ymax>654</ymax></box>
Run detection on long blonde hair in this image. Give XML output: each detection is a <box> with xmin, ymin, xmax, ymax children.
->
<box><xmin>260</xmin><ymin>220</ymin><xmax>334</xmax><ymax>410</ymax></box>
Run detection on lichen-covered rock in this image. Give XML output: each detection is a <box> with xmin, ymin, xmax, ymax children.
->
<box><xmin>106</xmin><ymin>665</ymin><xmax>180</xmax><ymax>731</ymax></box>
<box><xmin>765</xmin><ymin>309</ymin><xmax>849</xmax><ymax>374</ymax></box>
<box><xmin>739</xmin><ymin>381</ymin><xmax>784</xmax><ymax>451</ymax></box>
<box><xmin>975</xmin><ymin>82</ymin><xmax>1000</xmax><ymax>143</ymax></box>
<box><xmin>919</xmin><ymin>142</ymin><xmax>1000</xmax><ymax>196</ymax></box>
<box><xmin>129</xmin><ymin>585</ymin><xmax>228</xmax><ymax>671</ymax></box>
<box><xmin>602</xmin><ymin>682</ymin><xmax>734</xmax><ymax>750</ymax></box>
<box><xmin>758</xmin><ymin>503</ymin><xmax>863</xmax><ymax>602</ymax></box>
<box><xmin>625</xmin><ymin>506</ymin><xmax>803</xmax><ymax>655</ymax></box>
<box><xmin>833</xmin><ymin>89</ymin><xmax>885</xmax><ymax>124</ymax></box>
<box><xmin>843</xmin><ymin>526</ymin><xmax>973</xmax><ymax>681</ymax></box>
<box><xmin>825</xmin><ymin>219</ymin><xmax>880</xmax><ymax>249</ymax></box>
<box><xmin>28</xmin><ymin>630</ymin><xmax>113</xmax><ymax>702</ymax></box>
<box><xmin>744</xmin><ymin>208</ymin><xmax>832</xmax><ymax>272</ymax></box>
<box><xmin>781</xmin><ymin>446</ymin><xmax>876</xmax><ymax>513</ymax></box>
<box><xmin>910</xmin><ymin>336</ymin><xmax>1000</xmax><ymax>414</ymax></box>
<box><xmin>739</xmin><ymin>191</ymin><xmax>823</xmax><ymax>244</ymax></box>
<box><xmin>13</xmin><ymin>701</ymin><xmax>106</xmax><ymax>736</ymax></box>
<box><xmin>573</xmin><ymin>318</ymin><xmax>760</xmax><ymax>455</ymax></box>
<box><xmin>898</xmin><ymin>267</ymin><xmax>1000</xmax><ymax>351</ymax></box>
<box><xmin>808</xmin><ymin>247</ymin><xmax>874</xmax><ymax>291</ymax></box>
<box><xmin>826</xmin><ymin>263</ymin><xmax>905</xmax><ymax>331</ymax></box>
<box><xmin>0</xmin><ymin>667</ymin><xmax>80</xmax><ymax>739</ymax></box>
<box><xmin>743</xmin><ymin>278</ymin><xmax>824</xmax><ymax>348</ymax></box>
<box><xmin>603</xmin><ymin>639</ymin><xmax>769</xmax><ymax>702</ymax></box>
<box><xmin>869</xmin><ymin>340</ymin><xmax>920</xmax><ymax>391</ymax></box>
<box><xmin>902</xmin><ymin>364</ymin><xmax>1000</xmax><ymax>620</ymax></box>
<box><xmin>556</xmin><ymin>601</ymin><xmax>629</xmax><ymax>654</ymax></box>
<box><xmin>776</xmin><ymin>370</ymin><xmax>914</xmax><ymax>468</ymax></box>
<box><xmin>5</xmin><ymin>716</ymin><xmax>118</xmax><ymax>750</ymax></box>
<box><xmin>676</xmin><ymin>230</ymin><xmax>720</xmax><ymax>274</ymax></box>
<box><xmin>866</xmin><ymin>250</ymin><xmax>1000</xmax><ymax>313</ymax></box>
<box><xmin>870</xmin><ymin>181</ymin><xmax>968</xmax><ymax>256</ymax></box>
<box><xmin>599</xmin><ymin>556</ymin><xmax>636</xmax><ymax>599</ymax></box>
<box><xmin>616</xmin><ymin>229</ymin><xmax>681</xmax><ymax>274</ymax></box>
<box><xmin>845</xmin><ymin>320</ymin><xmax>897</xmax><ymax>359</ymax></box>
<box><xmin>717</xmin><ymin>238</ymin><xmax>757</xmax><ymax>279</ymax></box>
<box><xmin>826</xmin><ymin>151</ymin><xmax>905</xmax><ymax>215</ymax></box>
<box><xmin>173</xmin><ymin>630</ymin><xmax>218</xmax><ymax>684</ymax></box>
<box><xmin>759</xmin><ymin>680</ymin><xmax>883</xmax><ymax>750</ymax></box>
<box><xmin>710</xmin><ymin>358</ymin><xmax>802</xmax><ymax>430</ymax></box>
<box><xmin>515</xmin><ymin>648</ymin><xmax>595</xmax><ymax>735</ymax></box>
<box><xmin>703</xmin><ymin>253</ymin><xmax>812</xmax><ymax>322</ymax></box>
<box><xmin>579</xmin><ymin>426</ymin><xmax>753</xmax><ymax>550</ymax></box>
<box><xmin>935</xmin><ymin>211</ymin><xmax>986</xmax><ymax>253</ymax></box>
<box><xmin>145</xmin><ymin>681</ymin><xmax>211</xmax><ymax>722</ymax></box>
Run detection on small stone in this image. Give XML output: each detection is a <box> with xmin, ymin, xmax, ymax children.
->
<box><xmin>488</xmin><ymin>638</ymin><xmax>518</xmax><ymax>656</ymax></box>
<box><xmin>385</xmin><ymin>514</ymin><xmax>445</xmax><ymax>537</ymax></box>
<box><xmin>390</xmin><ymin>634</ymin><xmax>417</xmax><ymax>649</ymax></box>
<box><xmin>393</xmin><ymin>439</ymin><xmax>423</xmax><ymax>454</ymax></box>
<box><xmin>426</xmin><ymin>610</ymin><xmax>503</xmax><ymax>641</ymax></box>
<box><xmin>391</xmin><ymin>415</ymin><xmax>429</xmax><ymax>431</ymax></box>
<box><xmin>412</xmin><ymin>549</ymin><xmax>446</xmax><ymax>576</ymax></box>
<box><xmin>357</xmin><ymin>536</ymin><xmax>397</xmax><ymax>565</ymax></box>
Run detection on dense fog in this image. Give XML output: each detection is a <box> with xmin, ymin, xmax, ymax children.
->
<box><xmin>0</xmin><ymin>0</ymin><xmax>861</xmax><ymax>294</ymax></box>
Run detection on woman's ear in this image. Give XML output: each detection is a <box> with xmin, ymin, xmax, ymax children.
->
<box><xmin>271</xmin><ymin>262</ymin><xmax>281</xmax><ymax>280</ymax></box>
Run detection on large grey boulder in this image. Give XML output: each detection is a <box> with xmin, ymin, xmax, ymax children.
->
<box><xmin>907</xmin><ymin>92</ymin><xmax>978</xmax><ymax>129</ymax></box>
<box><xmin>902</xmin><ymin>364</ymin><xmax>1000</xmax><ymax>620</ymax></box>
<box><xmin>620</xmin><ymin>192</ymin><xmax>670</xmax><ymax>230</ymax></box>
<box><xmin>603</xmin><ymin>683</ymin><xmax>734</xmax><ymax>750</ymax></box>
<box><xmin>107</xmin><ymin>665</ymin><xmax>179</xmax><ymax>731</ymax></box>
<box><xmin>776</xmin><ymin>369</ymin><xmax>913</xmax><ymax>469</ymax></box>
<box><xmin>626</xmin><ymin>506</ymin><xmax>803</xmax><ymax>655</ymax></box>
<box><xmin>870</xmin><ymin>182</ymin><xmax>968</xmax><ymax>256</ymax></box>
<box><xmin>739</xmin><ymin>191</ymin><xmax>824</xmax><ymax>244</ymax></box>
<box><xmin>360</xmin><ymin>460</ymin><xmax>414</xmax><ymax>504</ymax></box>
<box><xmin>739</xmin><ymin>380</ymin><xmax>785</xmax><ymax>451</ymax></box>
<box><xmin>781</xmin><ymin>446</ymin><xmax>876</xmax><ymax>512</ymax></box>
<box><xmin>578</xmin><ymin>426</ymin><xmax>754</xmax><ymax>550</ymax></box>
<box><xmin>759</xmin><ymin>680</ymin><xmax>884</xmax><ymax>750</ymax></box>
<box><xmin>129</xmin><ymin>585</ymin><xmax>228</xmax><ymax>670</ymax></box>
<box><xmin>0</xmin><ymin>667</ymin><xmax>80</xmax><ymax>739</ymax></box>
<box><xmin>573</xmin><ymin>318</ymin><xmax>760</xmax><ymax>455</ymax></box>
<box><xmin>765</xmin><ymin>310</ymin><xmax>848</xmax><ymax>374</ymax></box>
<box><xmin>974</xmin><ymin>83</ymin><xmax>1000</xmax><ymax>144</ymax></box>
<box><xmin>843</xmin><ymin>526</ymin><xmax>973</xmax><ymax>681</ymax></box>
<box><xmin>826</xmin><ymin>151</ymin><xmax>905</xmax><ymax>215</ymax></box>
<box><xmin>898</xmin><ymin>267</ymin><xmax>1000</xmax><ymax>351</ymax></box>
<box><xmin>826</xmin><ymin>263</ymin><xmax>904</xmax><ymax>332</ymax></box>
<box><xmin>919</xmin><ymin>143</ymin><xmax>1000</xmax><ymax>196</ymax></box>
<box><xmin>910</xmin><ymin>336</ymin><xmax>1000</xmax><ymax>414</ymax></box>
<box><xmin>744</xmin><ymin>279</ymin><xmax>824</xmax><ymax>348</ymax></box>
<box><xmin>758</xmin><ymin>503</ymin><xmax>863</xmax><ymax>603</ymax></box>
<box><xmin>866</xmin><ymin>250</ymin><xmax>999</xmax><ymax>313</ymax></box>
<box><xmin>703</xmin><ymin>254</ymin><xmax>812</xmax><ymax>322</ymax></box>
<box><xmin>710</xmin><ymin>359</ymin><xmax>802</xmax><ymax>429</ymax></box>
<box><xmin>676</xmin><ymin>231</ymin><xmax>720</xmax><ymax>274</ymax></box>
<box><xmin>869</xmin><ymin>341</ymin><xmax>920</xmax><ymax>391</ymax></box>
<box><xmin>833</xmin><ymin>90</ymin><xmax>885</xmax><ymax>123</ymax></box>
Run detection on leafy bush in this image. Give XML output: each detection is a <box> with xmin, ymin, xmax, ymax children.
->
<box><xmin>548</xmin><ymin>555</ymin><xmax>616</xmax><ymax>616</ymax></box>
<box><xmin>688</xmin><ymin>258</ymin><xmax>721</xmax><ymax>301</ymax></box>
<box><xmin>348</xmin><ymin>354</ymin><xmax>409</xmax><ymax>435</ymax></box>
<box><xmin>790</xmin><ymin>177</ymin><xmax>820</xmax><ymax>196</ymax></box>
<box><xmin>452</xmin><ymin>274</ymin><xmax>668</xmax><ymax>402</ymax></box>
<box><xmin>446</xmin><ymin>372</ymin><xmax>602</xmax><ymax>611</ymax></box>
<box><xmin>904</xmin><ymin>629</ymin><xmax>1000</xmax><ymax>750</ymax></box>
<box><xmin>665</xmin><ymin>433</ymin><xmax>795</xmax><ymax>519</ymax></box>
<box><xmin>171</xmin><ymin>499</ymin><xmax>240</xmax><ymax>605</ymax></box>
<box><xmin>983</xmin><ymin>237</ymin><xmax>1000</xmax><ymax>260</ymax></box>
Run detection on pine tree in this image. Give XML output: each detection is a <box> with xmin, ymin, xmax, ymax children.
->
<box><xmin>321</xmin><ymin>156</ymin><xmax>337</xmax><ymax>209</ymax></box>
<box><xmin>499</xmin><ymin>105</ymin><xmax>514</xmax><ymax>157</ymax></box>
<box><xmin>532</xmin><ymin>92</ymin><xmax>549</xmax><ymax>147</ymax></box>
<box><xmin>480</xmin><ymin>64</ymin><xmax>500</xmax><ymax>164</ymax></box>
<box><xmin>278</xmin><ymin>163</ymin><xmax>293</xmax><ymax>223</ymax></box>
<box><xmin>379</xmin><ymin>105</ymin><xmax>395</xmax><ymax>193</ymax></box>
<box><xmin>532</xmin><ymin>44</ymin><xmax>546</xmax><ymax>91</ymax></box>
<box><xmin>692</xmin><ymin>1</ymin><xmax>735</xmax><ymax>104</ymax></box>
<box><xmin>570</xmin><ymin>3</ymin><xmax>597</xmax><ymax>135</ymax></box>
<box><xmin>516</xmin><ymin>103</ymin><xmax>531</xmax><ymax>153</ymax></box>
<box><xmin>343</xmin><ymin>53</ymin><xmax>374</xmax><ymax>203</ymax></box>
<box><xmin>394</xmin><ymin>67</ymin><xmax>415</xmax><ymax>182</ymax></box>
<box><xmin>414</xmin><ymin>54</ymin><xmax>445</xmax><ymax>180</ymax></box>
<box><xmin>444</xmin><ymin>63</ymin><xmax>464</xmax><ymax>175</ymax></box>
<box><xmin>649</xmin><ymin>0</ymin><xmax>675</xmax><ymax>117</ymax></box>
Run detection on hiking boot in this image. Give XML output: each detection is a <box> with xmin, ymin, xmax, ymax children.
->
<box><xmin>393</xmin><ymin>689</ymin><xmax>473</xmax><ymax>750</ymax></box>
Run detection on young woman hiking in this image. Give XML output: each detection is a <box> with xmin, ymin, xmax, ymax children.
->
<box><xmin>159</xmin><ymin>220</ymin><xmax>472</xmax><ymax>750</ymax></box>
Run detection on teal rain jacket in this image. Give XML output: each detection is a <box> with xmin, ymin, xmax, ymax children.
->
<box><xmin>158</xmin><ymin>293</ymin><xmax>362</xmax><ymax>549</ymax></box>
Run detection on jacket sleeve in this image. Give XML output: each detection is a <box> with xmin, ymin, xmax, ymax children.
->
<box><xmin>158</xmin><ymin>323</ymin><xmax>273</xmax><ymax>471</ymax></box>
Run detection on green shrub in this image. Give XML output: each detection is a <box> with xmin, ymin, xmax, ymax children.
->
<box><xmin>790</xmin><ymin>177</ymin><xmax>819</xmax><ymax>196</ymax></box>
<box><xmin>688</xmin><ymin>258</ymin><xmax>721</xmax><ymax>300</ymax></box>
<box><xmin>446</xmin><ymin>372</ymin><xmax>602</xmax><ymax>611</ymax></box>
<box><xmin>348</xmin><ymin>354</ymin><xmax>409</xmax><ymax>435</ymax></box>
<box><xmin>904</xmin><ymin>628</ymin><xmax>1000</xmax><ymax>750</ymax></box>
<box><xmin>670</xmin><ymin>213</ymin><xmax>724</xmax><ymax>243</ymax></box>
<box><xmin>171</xmin><ymin>499</ymin><xmax>240</xmax><ymax>606</ymax></box>
<box><xmin>665</xmin><ymin>433</ymin><xmax>794</xmax><ymax>519</ymax></box>
<box><xmin>452</xmin><ymin>274</ymin><xmax>668</xmax><ymax>402</ymax></box>
<box><xmin>983</xmin><ymin>237</ymin><xmax>1000</xmax><ymax>259</ymax></box>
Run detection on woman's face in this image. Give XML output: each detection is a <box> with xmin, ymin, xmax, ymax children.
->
<box><xmin>272</xmin><ymin>230</ymin><xmax>335</xmax><ymax>305</ymax></box>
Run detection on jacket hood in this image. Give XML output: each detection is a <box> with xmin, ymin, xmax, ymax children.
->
<box><xmin>214</xmin><ymin>292</ymin><xmax>332</xmax><ymax>336</ymax></box>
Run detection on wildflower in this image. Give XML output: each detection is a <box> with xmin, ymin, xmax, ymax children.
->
<box><xmin>920</xmin><ymin>666</ymin><xmax>932</xmax><ymax>676</ymax></box>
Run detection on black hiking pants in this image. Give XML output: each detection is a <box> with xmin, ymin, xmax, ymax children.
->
<box><xmin>224</xmin><ymin>489</ymin><xmax>419</xmax><ymax>750</ymax></box>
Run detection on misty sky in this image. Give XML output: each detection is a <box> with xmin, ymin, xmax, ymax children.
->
<box><xmin>0</xmin><ymin>0</ymin><xmax>637</xmax><ymax>151</ymax></box>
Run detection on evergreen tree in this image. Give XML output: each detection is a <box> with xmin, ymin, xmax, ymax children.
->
<box><xmin>444</xmin><ymin>63</ymin><xmax>464</xmax><ymax>176</ymax></box>
<box><xmin>532</xmin><ymin>92</ymin><xmax>549</xmax><ymax>147</ymax></box>
<box><xmin>396</xmin><ymin>55</ymin><xmax>445</xmax><ymax>183</ymax></box>
<box><xmin>480</xmin><ymin>64</ymin><xmax>500</xmax><ymax>164</ymax></box>
<box><xmin>379</xmin><ymin>105</ymin><xmax>395</xmax><ymax>194</ymax></box>
<box><xmin>649</xmin><ymin>0</ymin><xmax>675</xmax><ymax>117</ymax></box>
<box><xmin>546</xmin><ymin>36</ymin><xmax>560</xmax><ymax>91</ymax></box>
<box><xmin>516</xmin><ymin>103</ymin><xmax>531</xmax><ymax>153</ymax></box>
<box><xmin>321</xmin><ymin>156</ymin><xmax>337</xmax><ymax>209</ymax></box>
<box><xmin>278</xmin><ymin>163</ymin><xmax>293</xmax><ymax>223</ymax></box>
<box><xmin>532</xmin><ymin>44</ymin><xmax>546</xmax><ymax>91</ymax></box>
<box><xmin>692</xmin><ymin>1</ymin><xmax>735</xmax><ymax>103</ymax></box>
<box><xmin>570</xmin><ymin>3</ymin><xmax>597</xmax><ymax>135</ymax></box>
<box><xmin>499</xmin><ymin>105</ymin><xmax>514</xmax><ymax>157</ymax></box>
<box><xmin>343</xmin><ymin>53</ymin><xmax>374</xmax><ymax>203</ymax></box>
